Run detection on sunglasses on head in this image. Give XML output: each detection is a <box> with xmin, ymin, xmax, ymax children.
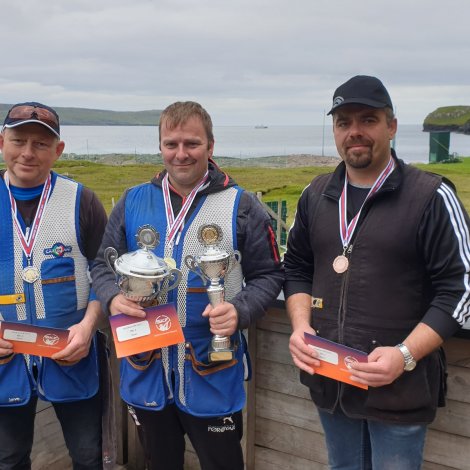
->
<box><xmin>7</xmin><ymin>105</ymin><xmax>59</xmax><ymax>130</ymax></box>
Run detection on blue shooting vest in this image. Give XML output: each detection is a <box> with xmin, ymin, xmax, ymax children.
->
<box><xmin>119</xmin><ymin>182</ymin><xmax>251</xmax><ymax>417</ymax></box>
<box><xmin>0</xmin><ymin>173</ymin><xmax>99</xmax><ymax>406</ymax></box>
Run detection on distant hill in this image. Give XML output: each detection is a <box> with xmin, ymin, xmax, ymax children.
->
<box><xmin>423</xmin><ymin>106</ymin><xmax>470</xmax><ymax>134</ymax></box>
<box><xmin>0</xmin><ymin>104</ymin><xmax>162</xmax><ymax>126</ymax></box>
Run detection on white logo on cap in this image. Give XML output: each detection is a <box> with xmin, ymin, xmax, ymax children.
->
<box><xmin>333</xmin><ymin>96</ymin><xmax>344</xmax><ymax>107</ymax></box>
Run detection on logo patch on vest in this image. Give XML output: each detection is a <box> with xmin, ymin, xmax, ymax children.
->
<box><xmin>44</xmin><ymin>242</ymin><xmax>72</xmax><ymax>258</ymax></box>
<box><xmin>312</xmin><ymin>297</ymin><xmax>323</xmax><ymax>309</ymax></box>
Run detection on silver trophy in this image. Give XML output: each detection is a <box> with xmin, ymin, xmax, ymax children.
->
<box><xmin>185</xmin><ymin>224</ymin><xmax>242</xmax><ymax>362</ymax></box>
<box><xmin>104</xmin><ymin>225</ymin><xmax>181</xmax><ymax>305</ymax></box>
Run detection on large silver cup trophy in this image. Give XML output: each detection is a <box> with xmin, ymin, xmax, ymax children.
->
<box><xmin>104</xmin><ymin>225</ymin><xmax>181</xmax><ymax>305</ymax></box>
<box><xmin>185</xmin><ymin>224</ymin><xmax>241</xmax><ymax>362</ymax></box>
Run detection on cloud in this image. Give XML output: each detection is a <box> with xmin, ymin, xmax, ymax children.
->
<box><xmin>1</xmin><ymin>0</ymin><xmax>469</xmax><ymax>125</ymax></box>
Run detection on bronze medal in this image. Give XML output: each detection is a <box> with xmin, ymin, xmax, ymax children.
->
<box><xmin>22</xmin><ymin>266</ymin><xmax>40</xmax><ymax>283</ymax></box>
<box><xmin>332</xmin><ymin>255</ymin><xmax>349</xmax><ymax>274</ymax></box>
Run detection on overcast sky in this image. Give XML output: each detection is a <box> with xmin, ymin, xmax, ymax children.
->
<box><xmin>1</xmin><ymin>0</ymin><xmax>469</xmax><ymax>126</ymax></box>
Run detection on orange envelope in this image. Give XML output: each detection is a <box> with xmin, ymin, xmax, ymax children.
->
<box><xmin>304</xmin><ymin>332</ymin><xmax>369</xmax><ymax>390</ymax></box>
<box><xmin>109</xmin><ymin>304</ymin><xmax>185</xmax><ymax>358</ymax></box>
<box><xmin>0</xmin><ymin>321</ymin><xmax>69</xmax><ymax>357</ymax></box>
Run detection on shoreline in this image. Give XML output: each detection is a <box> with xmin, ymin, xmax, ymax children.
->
<box><xmin>58</xmin><ymin>152</ymin><xmax>341</xmax><ymax>168</ymax></box>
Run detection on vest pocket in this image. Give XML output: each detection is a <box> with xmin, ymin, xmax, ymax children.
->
<box><xmin>0</xmin><ymin>354</ymin><xmax>32</xmax><ymax>406</ymax></box>
<box><xmin>41</xmin><ymin>257</ymin><xmax>77</xmax><ymax>318</ymax></box>
<box><xmin>182</xmin><ymin>335</ymin><xmax>246</xmax><ymax>416</ymax></box>
<box><xmin>37</xmin><ymin>337</ymin><xmax>99</xmax><ymax>402</ymax></box>
<box><xmin>120</xmin><ymin>350</ymin><xmax>168</xmax><ymax>410</ymax></box>
<box><xmin>365</xmin><ymin>354</ymin><xmax>436</xmax><ymax>412</ymax></box>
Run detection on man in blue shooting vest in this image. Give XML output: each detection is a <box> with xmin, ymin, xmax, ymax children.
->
<box><xmin>0</xmin><ymin>102</ymin><xmax>107</xmax><ymax>469</ymax></box>
<box><xmin>91</xmin><ymin>101</ymin><xmax>284</xmax><ymax>470</ymax></box>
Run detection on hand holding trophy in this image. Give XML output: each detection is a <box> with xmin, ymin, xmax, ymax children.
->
<box><xmin>185</xmin><ymin>224</ymin><xmax>241</xmax><ymax>362</ymax></box>
<box><xmin>104</xmin><ymin>225</ymin><xmax>181</xmax><ymax>305</ymax></box>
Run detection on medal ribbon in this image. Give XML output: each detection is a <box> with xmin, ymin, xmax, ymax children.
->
<box><xmin>162</xmin><ymin>170</ymin><xmax>209</xmax><ymax>245</ymax></box>
<box><xmin>339</xmin><ymin>157</ymin><xmax>395</xmax><ymax>249</ymax></box>
<box><xmin>4</xmin><ymin>172</ymin><xmax>52</xmax><ymax>264</ymax></box>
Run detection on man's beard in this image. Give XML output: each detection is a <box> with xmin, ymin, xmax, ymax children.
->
<box><xmin>344</xmin><ymin>148</ymin><xmax>373</xmax><ymax>169</ymax></box>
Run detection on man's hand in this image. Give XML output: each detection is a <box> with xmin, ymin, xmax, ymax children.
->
<box><xmin>51</xmin><ymin>299</ymin><xmax>103</xmax><ymax>363</ymax></box>
<box><xmin>202</xmin><ymin>302</ymin><xmax>238</xmax><ymax>337</ymax></box>
<box><xmin>289</xmin><ymin>326</ymin><xmax>321</xmax><ymax>375</ymax></box>
<box><xmin>0</xmin><ymin>338</ymin><xmax>13</xmax><ymax>357</ymax></box>
<box><xmin>348</xmin><ymin>346</ymin><xmax>405</xmax><ymax>387</ymax></box>
<box><xmin>109</xmin><ymin>294</ymin><xmax>146</xmax><ymax>318</ymax></box>
<box><xmin>51</xmin><ymin>321</ymin><xmax>94</xmax><ymax>363</ymax></box>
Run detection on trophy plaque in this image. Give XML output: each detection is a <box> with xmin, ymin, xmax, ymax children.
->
<box><xmin>185</xmin><ymin>224</ymin><xmax>241</xmax><ymax>362</ymax></box>
<box><xmin>105</xmin><ymin>225</ymin><xmax>181</xmax><ymax>304</ymax></box>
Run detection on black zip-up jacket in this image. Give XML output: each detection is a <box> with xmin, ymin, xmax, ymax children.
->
<box><xmin>92</xmin><ymin>161</ymin><xmax>284</xmax><ymax>329</ymax></box>
<box><xmin>284</xmin><ymin>152</ymin><xmax>470</xmax><ymax>423</ymax></box>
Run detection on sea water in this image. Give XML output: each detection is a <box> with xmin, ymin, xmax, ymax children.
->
<box><xmin>59</xmin><ymin>124</ymin><xmax>470</xmax><ymax>164</ymax></box>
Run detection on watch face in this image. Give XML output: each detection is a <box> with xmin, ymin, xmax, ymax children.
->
<box><xmin>404</xmin><ymin>360</ymin><xmax>417</xmax><ymax>372</ymax></box>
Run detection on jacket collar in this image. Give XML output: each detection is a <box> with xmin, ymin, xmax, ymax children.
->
<box><xmin>151</xmin><ymin>160</ymin><xmax>237</xmax><ymax>196</ymax></box>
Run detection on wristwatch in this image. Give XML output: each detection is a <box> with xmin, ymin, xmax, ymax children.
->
<box><xmin>396</xmin><ymin>343</ymin><xmax>417</xmax><ymax>372</ymax></box>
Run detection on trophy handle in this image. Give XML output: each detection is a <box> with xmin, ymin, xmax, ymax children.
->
<box><xmin>104</xmin><ymin>247</ymin><xmax>118</xmax><ymax>275</ymax></box>
<box><xmin>226</xmin><ymin>250</ymin><xmax>242</xmax><ymax>275</ymax></box>
<box><xmin>184</xmin><ymin>255</ymin><xmax>208</xmax><ymax>284</ymax></box>
<box><xmin>158</xmin><ymin>268</ymin><xmax>182</xmax><ymax>298</ymax></box>
<box><xmin>166</xmin><ymin>268</ymin><xmax>182</xmax><ymax>293</ymax></box>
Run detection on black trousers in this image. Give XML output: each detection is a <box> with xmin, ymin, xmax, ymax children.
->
<box><xmin>0</xmin><ymin>393</ymin><xmax>102</xmax><ymax>470</ymax></box>
<box><xmin>132</xmin><ymin>404</ymin><xmax>244</xmax><ymax>470</ymax></box>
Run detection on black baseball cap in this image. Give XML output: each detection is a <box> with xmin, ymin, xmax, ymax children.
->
<box><xmin>327</xmin><ymin>75</ymin><xmax>393</xmax><ymax>115</ymax></box>
<box><xmin>2</xmin><ymin>102</ymin><xmax>60</xmax><ymax>138</ymax></box>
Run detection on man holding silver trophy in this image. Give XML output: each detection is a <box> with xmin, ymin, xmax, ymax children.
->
<box><xmin>91</xmin><ymin>101</ymin><xmax>283</xmax><ymax>470</ymax></box>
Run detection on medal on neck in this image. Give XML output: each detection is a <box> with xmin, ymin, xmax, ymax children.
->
<box><xmin>162</xmin><ymin>171</ymin><xmax>209</xmax><ymax>247</ymax></box>
<box><xmin>334</xmin><ymin>158</ymin><xmax>395</xmax><ymax>273</ymax></box>
<box><xmin>4</xmin><ymin>172</ymin><xmax>52</xmax><ymax>283</ymax></box>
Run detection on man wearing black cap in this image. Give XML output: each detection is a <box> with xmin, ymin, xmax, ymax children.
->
<box><xmin>0</xmin><ymin>102</ymin><xmax>108</xmax><ymax>469</ymax></box>
<box><xmin>284</xmin><ymin>76</ymin><xmax>470</xmax><ymax>468</ymax></box>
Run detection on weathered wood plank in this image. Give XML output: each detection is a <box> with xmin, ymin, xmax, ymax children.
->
<box><xmin>443</xmin><ymin>338</ymin><xmax>470</xmax><ymax>368</ymax></box>
<box><xmin>430</xmin><ymin>399</ymin><xmax>470</xmax><ymax>438</ymax></box>
<box><xmin>446</xmin><ymin>364</ymin><xmax>470</xmax><ymax>404</ymax></box>
<box><xmin>255</xmin><ymin>417</ymin><xmax>328</xmax><ymax>464</ymax></box>
<box><xmin>264</xmin><ymin>306</ymin><xmax>291</xmax><ymax>326</ymax></box>
<box><xmin>256</xmin><ymin>358</ymin><xmax>311</xmax><ymax>399</ymax></box>
<box><xmin>424</xmin><ymin>428</ymin><xmax>470</xmax><ymax>469</ymax></box>
<box><xmin>184</xmin><ymin>444</ymin><xmax>200</xmax><ymax>469</ymax></box>
<box><xmin>256</xmin><ymin>388</ymin><xmax>322</xmax><ymax>434</ymax></box>
<box><xmin>422</xmin><ymin>462</ymin><xmax>457</xmax><ymax>470</ymax></box>
<box><xmin>257</xmin><ymin>329</ymin><xmax>291</xmax><ymax>364</ymax></box>
<box><xmin>255</xmin><ymin>446</ymin><xmax>328</xmax><ymax>470</ymax></box>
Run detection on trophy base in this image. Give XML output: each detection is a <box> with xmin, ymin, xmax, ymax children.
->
<box><xmin>208</xmin><ymin>347</ymin><xmax>235</xmax><ymax>363</ymax></box>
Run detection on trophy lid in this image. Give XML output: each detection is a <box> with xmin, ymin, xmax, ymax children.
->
<box><xmin>115</xmin><ymin>249</ymin><xmax>170</xmax><ymax>279</ymax></box>
<box><xmin>197</xmin><ymin>245</ymin><xmax>230</xmax><ymax>262</ymax></box>
<box><xmin>114</xmin><ymin>225</ymin><xmax>169</xmax><ymax>279</ymax></box>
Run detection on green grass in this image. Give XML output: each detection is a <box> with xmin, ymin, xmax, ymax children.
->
<box><xmin>48</xmin><ymin>158</ymin><xmax>470</xmax><ymax>227</ymax></box>
<box><xmin>424</xmin><ymin>106</ymin><xmax>470</xmax><ymax>126</ymax></box>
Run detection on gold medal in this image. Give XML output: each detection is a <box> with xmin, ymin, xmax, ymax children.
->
<box><xmin>22</xmin><ymin>266</ymin><xmax>40</xmax><ymax>283</ymax></box>
<box><xmin>164</xmin><ymin>257</ymin><xmax>177</xmax><ymax>269</ymax></box>
<box><xmin>332</xmin><ymin>255</ymin><xmax>349</xmax><ymax>274</ymax></box>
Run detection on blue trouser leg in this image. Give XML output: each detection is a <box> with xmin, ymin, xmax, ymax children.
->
<box><xmin>318</xmin><ymin>408</ymin><xmax>427</xmax><ymax>470</ymax></box>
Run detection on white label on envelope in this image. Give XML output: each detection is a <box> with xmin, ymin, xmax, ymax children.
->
<box><xmin>3</xmin><ymin>329</ymin><xmax>37</xmax><ymax>343</ymax></box>
<box><xmin>116</xmin><ymin>320</ymin><xmax>151</xmax><ymax>342</ymax></box>
<box><xmin>308</xmin><ymin>344</ymin><xmax>339</xmax><ymax>365</ymax></box>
